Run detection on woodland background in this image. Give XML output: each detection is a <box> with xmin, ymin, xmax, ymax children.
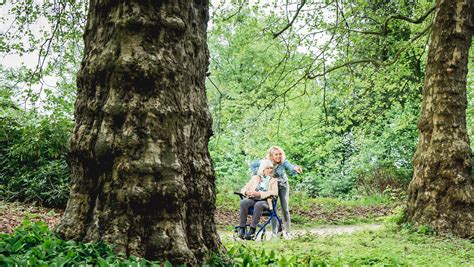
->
<box><xmin>1</xmin><ymin>1</ymin><xmax>473</xmax><ymax>205</ymax></box>
<box><xmin>0</xmin><ymin>1</ymin><xmax>473</xmax><ymax>266</ymax></box>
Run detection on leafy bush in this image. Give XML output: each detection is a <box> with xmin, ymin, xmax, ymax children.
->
<box><xmin>0</xmin><ymin>220</ymin><xmax>160</xmax><ymax>266</ymax></box>
<box><xmin>0</xmin><ymin>220</ymin><xmax>227</xmax><ymax>266</ymax></box>
<box><xmin>355</xmin><ymin>162</ymin><xmax>411</xmax><ymax>197</ymax></box>
<box><xmin>298</xmin><ymin>173</ymin><xmax>357</xmax><ymax>198</ymax></box>
<box><xmin>0</xmin><ymin>89</ymin><xmax>72</xmax><ymax>207</ymax></box>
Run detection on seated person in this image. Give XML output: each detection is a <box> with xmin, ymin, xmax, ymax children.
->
<box><xmin>238</xmin><ymin>159</ymin><xmax>278</xmax><ymax>240</ymax></box>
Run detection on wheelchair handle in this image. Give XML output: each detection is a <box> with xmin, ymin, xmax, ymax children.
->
<box><xmin>234</xmin><ymin>191</ymin><xmax>245</xmax><ymax>199</ymax></box>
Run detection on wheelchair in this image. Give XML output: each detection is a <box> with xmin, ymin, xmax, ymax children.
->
<box><xmin>233</xmin><ymin>192</ymin><xmax>283</xmax><ymax>241</ymax></box>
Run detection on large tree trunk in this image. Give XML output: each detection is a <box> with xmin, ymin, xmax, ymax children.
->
<box><xmin>406</xmin><ymin>0</ymin><xmax>474</xmax><ymax>237</ymax></box>
<box><xmin>55</xmin><ymin>0</ymin><xmax>224</xmax><ymax>263</ymax></box>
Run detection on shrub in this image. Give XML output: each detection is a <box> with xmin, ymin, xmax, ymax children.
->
<box><xmin>355</xmin><ymin>162</ymin><xmax>411</xmax><ymax>198</ymax></box>
<box><xmin>0</xmin><ymin>93</ymin><xmax>72</xmax><ymax>207</ymax></box>
<box><xmin>297</xmin><ymin>172</ymin><xmax>357</xmax><ymax>198</ymax></box>
<box><xmin>0</xmin><ymin>220</ymin><xmax>160</xmax><ymax>266</ymax></box>
<box><xmin>1</xmin><ymin>220</ymin><xmax>229</xmax><ymax>266</ymax></box>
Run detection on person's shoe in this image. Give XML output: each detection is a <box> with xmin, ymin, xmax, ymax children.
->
<box><xmin>237</xmin><ymin>227</ymin><xmax>246</xmax><ymax>239</ymax></box>
<box><xmin>244</xmin><ymin>227</ymin><xmax>256</xmax><ymax>240</ymax></box>
<box><xmin>265</xmin><ymin>232</ymin><xmax>273</xmax><ymax>241</ymax></box>
<box><xmin>282</xmin><ymin>230</ymin><xmax>293</xmax><ymax>240</ymax></box>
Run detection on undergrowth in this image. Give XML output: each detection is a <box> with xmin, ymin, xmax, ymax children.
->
<box><xmin>2</xmin><ymin>220</ymin><xmax>472</xmax><ymax>266</ymax></box>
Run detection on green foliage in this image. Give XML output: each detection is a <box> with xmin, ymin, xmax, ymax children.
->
<box><xmin>3</xmin><ymin>218</ymin><xmax>472</xmax><ymax>267</ymax></box>
<box><xmin>222</xmin><ymin>226</ymin><xmax>474</xmax><ymax>266</ymax></box>
<box><xmin>1</xmin><ymin>0</ymin><xmax>472</xmax><ymax>208</ymax></box>
<box><xmin>208</xmin><ymin>2</ymin><xmax>426</xmax><ymax>198</ymax></box>
<box><xmin>0</xmin><ymin>220</ymin><xmax>160</xmax><ymax>266</ymax></box>
<box><xmin>384</xmin><ymin>205</ymin><xmax>406</xmax><ymax>224</ymax></box>
<box><xmin>355</xmin><ymin>162</ymin><xmax>411</xmax><ymax>196</ymax></box>
<box><xmin>0</xmin><ymin>83</ymin><xmax>72</xmax><ymax>207</ymax></box>
<box><xmin>227</xmin><ymin>244</ymin><xmax>319</xmax><ymax>266</ymax></box>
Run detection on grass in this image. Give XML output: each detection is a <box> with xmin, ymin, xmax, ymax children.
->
<box><xmin>2</xmin><ymin>211</ymin><xmax>472</xmax><ymax>266</ymax></box>
<box><xmin>216</xmin><ymin>189</ymin><xmax>242</xmax><ymax>210</ymax></box>
<box><xmin>216</xmin><ymin>190</ymin><xmax>393</xmax><ymax>212</ymax></box>
<box><xmin>222</xmin><ymin>224</ymin><xmax>474</xmax><ymax>266</ymax></box>
<box><xmin>290</xmin><ymin>192</ymin><xmax>394</xmax><ymax>212</ymax></box>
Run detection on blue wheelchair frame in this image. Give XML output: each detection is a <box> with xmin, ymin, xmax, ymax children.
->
<box><xmin>234</xmin><ymin>192</ymin><xmax>282</xmax><ymax>240</ymax></box>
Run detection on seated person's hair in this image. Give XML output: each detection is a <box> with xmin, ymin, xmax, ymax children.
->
<box><xmin>257</xmin><ymin>159</ymin><xmax>273</xmax><ymax>176</ymax></box>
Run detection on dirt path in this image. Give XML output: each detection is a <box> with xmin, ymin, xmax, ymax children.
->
<box><xmin>219</xmin><ymin>223</ymin><xmax>384</xmax><ymax>240</ymax></box>
<box><xmin>292</xmin><ymin>223</ymin><xmax>383</xmax><ymax>237</ymax></box>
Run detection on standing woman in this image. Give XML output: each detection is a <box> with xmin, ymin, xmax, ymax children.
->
<box><xmin>250</xmin><ymin>146</ymin><xmax>302</xmax><ymax>239</ymax></box>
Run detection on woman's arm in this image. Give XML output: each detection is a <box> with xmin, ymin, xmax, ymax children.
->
<box><xmin>282</xmin><ymin>160</ymin><xmax>302</xmax><ymax>175</ymax></box>
<box><xmin>249</xmin><ymin>160</ymin><xmax>261</xmax><ymax>175</ymax></box>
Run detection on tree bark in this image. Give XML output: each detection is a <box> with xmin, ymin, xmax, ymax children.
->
<box><xmin>406</xmin><ymin>0</ymin><xmax>474</xmax><ymax>237</ymax></box>
<box><xmin>55</xmin><ymin>0</ymin><xmax>224</xmax><ymax>263</ymax></box>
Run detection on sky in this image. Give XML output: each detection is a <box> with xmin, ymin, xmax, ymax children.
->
<box><xmin>1</xmin><ymin>1</ymin><xmax>308</xmax><ymax>68</ymax></box>
<box><xmin>1</xmin><ymin>2</ymin><xmax>50</xmax><ymax>69</ymax></box>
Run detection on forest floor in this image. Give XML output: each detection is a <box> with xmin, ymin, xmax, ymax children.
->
<box><xmin>0</xmin><ymin>199</ymin><xmax>384</xmax><ymax>239</ymax></box>
<box><xmin>0</xmin><ymin>200</ymin><xmax>63</xmax><ymax>234</ymax></box>
<box><xmin>0</xmin><ymin>198</ymin><xmax>392</xmax><ymax>235</ymax></box>
<box><xmin>215</xmin><ymin>192</ymin><xmax>396</xmax><ymax>229</ymax></box>
<box><xmin>218</xmin><ymin>223</ymin><xmax>384</xmax><ymax>242</ymax></box>
<box><xmin>2</xmin><ymin>200</ymin><xmax>472</xmax><ymax>266</ymax></box>
<box><xmin>215</xmin><ymin>205</ymin><xmax>392</xmax><ymax>228</ymax></box>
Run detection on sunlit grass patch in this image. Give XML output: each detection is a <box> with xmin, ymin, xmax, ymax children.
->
<box><xmin>222</xmin><ymin>225</ymin><xmax>473</xmax><ymax>266</ymax></box>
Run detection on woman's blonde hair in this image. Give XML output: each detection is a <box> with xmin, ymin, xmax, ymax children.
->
<box><xmin>266</xmin><ymin>146</ymin><xmax>286</xmax><ymax>163</ymax></box>
<box><xmin>257</xmin><ymin>159</ymin><xmax>274</xmax><ymax>176</ymax></box>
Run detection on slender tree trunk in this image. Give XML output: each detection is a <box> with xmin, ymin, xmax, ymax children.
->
<box><xmin>55</xmin><ymin>0</ymin><xmax>224</xmax><ymax>263</ymax></box>
<box><xmin>406</xmin><ymin>0</ymin><xmax>474</xmax><ymax>237</ymax></box>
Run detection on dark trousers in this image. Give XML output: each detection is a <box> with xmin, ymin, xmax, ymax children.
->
<box><xmin>239</xmin><ymin>198</ymin><xmax>269</xmax><ymax>228</ymax></box>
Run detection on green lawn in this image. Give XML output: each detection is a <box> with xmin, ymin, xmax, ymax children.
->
<box><xmin>222</xmin><ymin>225</ymin><xmax>473</xmax><ymax>266</ymax></box>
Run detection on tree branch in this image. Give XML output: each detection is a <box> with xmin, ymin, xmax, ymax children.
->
<box><xmin>273</xmin><ymin>0</ymin><xmax>307</xmax><ymax>38</ymax></box>
<box><xmin>384</xmin><ymin>5</ymin><xmax>436</xmax><ymax>29</ymax></box>
<box><xmin>307</xmin><ymin>22</ymin><xmax>432</xmax><ymax>79</ymax></box>
<box><xmin>333</xmin><ymin>5</ymin><xmax>436</xmax><ymax>36</ymax></box>
<box><xmin>222</xmin><ymin>1</ymin><xmax>246</xmax><ymax>22</ymax></box>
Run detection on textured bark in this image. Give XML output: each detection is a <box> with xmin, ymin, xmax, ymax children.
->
<box><xmin>406</xmin><ymin>0</ymin><xmax>474</xmax><ymax>237</ymax></box>
<box><xmin>55</xmin><ymin>0</ymin><xmax>224</xmax><ymax>263</ymax></box>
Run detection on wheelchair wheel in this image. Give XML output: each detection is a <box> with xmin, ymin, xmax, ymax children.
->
<box><xmin>255</xmin><ymin>230</ymin><xmax>265</xmax><ymax>241</ymax></box>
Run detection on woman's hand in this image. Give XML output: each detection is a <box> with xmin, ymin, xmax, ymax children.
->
<box><xmin>294</xmin><ymin>165</ymin><xmax>303</xmax><ymax>174</ymax></box>
<box><xmin>246</xmin><ymin>191</ymin><xmax>261</xmax><ymax>198</ymax></box>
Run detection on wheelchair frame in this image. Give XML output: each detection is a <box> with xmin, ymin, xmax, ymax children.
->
<box><xmin>234</xmin><ymin>192</ymin><xmax>283</xmax><ymax>241</ymax></box>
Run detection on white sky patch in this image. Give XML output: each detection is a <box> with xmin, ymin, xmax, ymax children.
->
<box><xmin>1</xmin><ymin>2</ymin><xmax>62</xmax><ymax>111</ymax></box>
<box><xmin>1</xmin><ymin>1</ymin><xmax>52</xmax><ymax>68</ymax></box>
